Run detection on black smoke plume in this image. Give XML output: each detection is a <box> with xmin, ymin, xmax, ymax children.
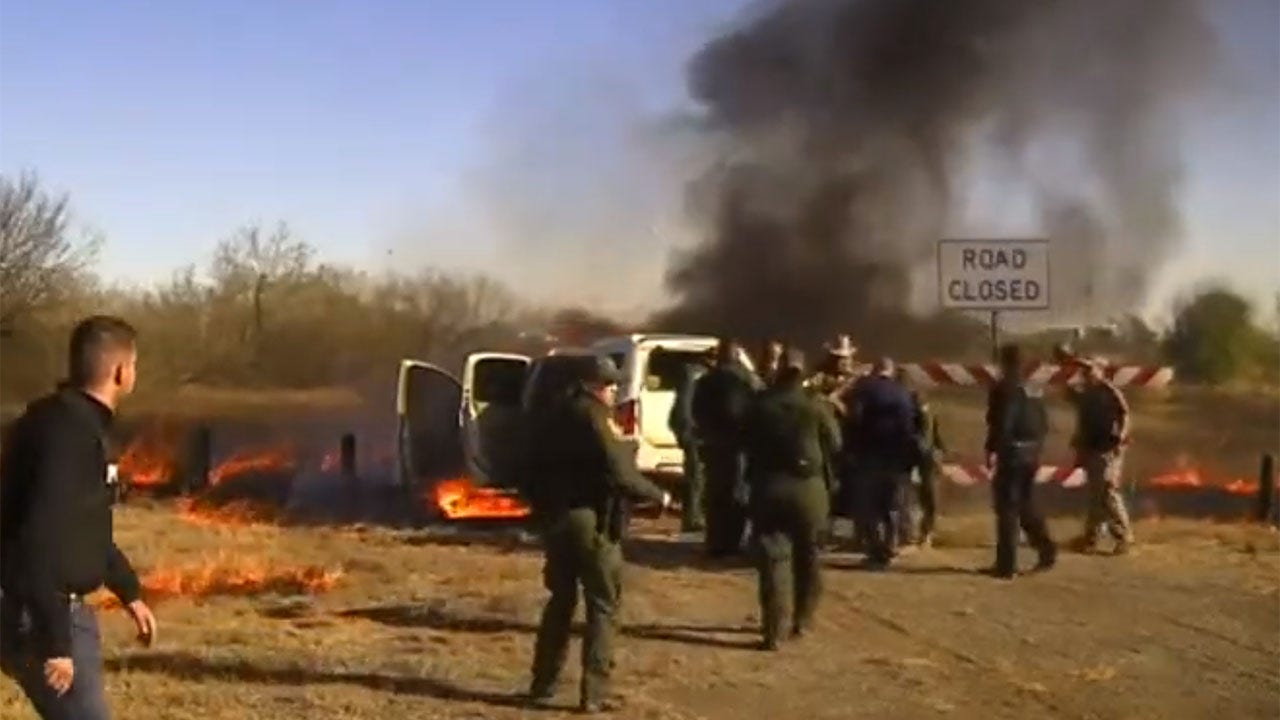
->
<box><xmin>656</xmin><ymin>0</ymin><xmax>1216</xmax><ymax>355</ymax></box>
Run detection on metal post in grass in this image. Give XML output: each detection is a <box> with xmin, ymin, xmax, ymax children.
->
<box><xmin>1257</xmin><ymin>453</ymin><xmax>1276</xmax><ymax>525</ymax></box>
<box><xmin>189</xmin><ymin>425</ymin><xmax>212</xmax><ymax>494</ymax></box>
<box><xmin>340</xmin><ymin>433</ymin><xmax>357</xmax><ymax>480</ymax></box>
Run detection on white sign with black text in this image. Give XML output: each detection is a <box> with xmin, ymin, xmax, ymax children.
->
<box><xmin>937</xmin><ymin>239</ymin><xmax>1049</xmax><ymax>311</ymax></box>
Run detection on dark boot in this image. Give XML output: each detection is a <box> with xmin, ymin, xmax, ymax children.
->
<box><xmin>1034</xmin><ymin>543</ymin><xmax>1058</xmax><ymax>572</ymax></box>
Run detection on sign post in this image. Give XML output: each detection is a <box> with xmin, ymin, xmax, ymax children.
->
<box><xmin>990</xmin><ymin>311</ymin><xmax>999</xmax><ymax>363</ymax></box>
<box><xmin>937</xmin><ymin>239</ymin><xmax>1050</xmax><ymax>360</ymax></box>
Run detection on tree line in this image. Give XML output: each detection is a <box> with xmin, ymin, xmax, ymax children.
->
<box><xmin>1</xmin><ymin>173</ymin><xmax>1275</xmax><ymax>403</ymax></box>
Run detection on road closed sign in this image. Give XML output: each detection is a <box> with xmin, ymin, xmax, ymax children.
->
<box><xmin>937</xmin><ymin>239</ymin><xmax>1049</xmax><ymax>311</ymax></box>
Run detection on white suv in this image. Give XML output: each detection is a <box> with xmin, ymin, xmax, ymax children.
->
<box><xmin>589</xmin><ymin>334</ymin><xmax>755</xmax><ymax>479</ymax></box>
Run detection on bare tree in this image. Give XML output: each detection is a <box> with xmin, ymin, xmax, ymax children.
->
<box><xmin>211</xmin><ymin>222</ymin><xmax>312</xmax><ymax>289</ymax></box>
<box><xmin>208</xmin><ymin>222</ymin><xmax>314</xmax><ymax>366</ymax></box>
<box><xmin>0</xmin><ymin>173</ymin><xmax>98</xmax><ymax>336</ymax></box>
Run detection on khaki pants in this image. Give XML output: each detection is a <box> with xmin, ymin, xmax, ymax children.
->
<box><xmin>1082</xmin><ymin>449</ymin><xmax>1133</xmax><ymax>544</ymax></box>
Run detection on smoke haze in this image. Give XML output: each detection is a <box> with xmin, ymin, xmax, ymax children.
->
<box><xmin>658</xmin><ymin>0</ymin><xmax>1218</xmax><ymax>351</ymax></box>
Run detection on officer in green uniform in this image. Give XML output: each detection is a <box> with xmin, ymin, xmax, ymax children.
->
<box><xmin>900</xmin><ymin>373</ymin><xmax>946</xmax><ymax>548</ymax></box>
<box><xmin>742</xmin><ymin>350</ymin><xmax>842</xmax><ymax>650</ymax></box>
<box><xmin>525</xmin><ymin>356</ymin><xmax>671</xmax><ymax>713</ymax></box>
<box><xmin>669</xmin><ymin>350</ymin><xmax>713</xmax><ymax>533</ymax></box>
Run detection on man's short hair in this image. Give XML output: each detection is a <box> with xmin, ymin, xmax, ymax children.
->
<box><xmin>68</xmin><ymin>315</ymin><xmax>137</xmax><ymax>385</ymax></box>
<box><xmin>999</xmin><ymin>343</ymin><xmax>1023</xmax><ymax>370</ymax></box>
<box><xmin>716</xmin><ymin>336</ymin><xmax>740</xmax><ymax>361</ymax></box>
<box><xmin>872</xmin><ymin>356</ymin><xmax>895</xmax><ymax>376</ymax></box>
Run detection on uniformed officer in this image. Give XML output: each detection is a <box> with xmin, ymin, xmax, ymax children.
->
<box><xmin>844</xmin><ymin>356</ymin><xmax>916</xmax><ymax>568</ymax></box>
<box><xmin>806</xmin><ymin>337</ymin><xmax>862</xmax><ymax>547</ymax></box>
<box><xmin>901</xmin><ymin>373</ymin><xmax>946</xmax><ymax>548</ymax></box>
<box><xmin>669</xmin><ymin>350</ymin><xmax>713</xmax><ymax>533</ymax></box>
<box><xmin>806</xmin><ymin>335</ymin><xmax>858</xmax><ymax>414</ymax></box>
<box><xmin>0</xmin><ymin>315</ymin><xmax>159</xmax><ymax>720</ymax></box>
<box><xmin>985</xmin><ymin>344</ymin><xmax>1057</xmax><ymax>579</ymax></box>
<box><xmin>690</xmin><ymin>338</ymin><xmax>759</xmax><ymax>558</ymax></box>
<box><xmin>741</xmin><ymin>349</ymin><xmax>841</xmax><ymax>650</ymax></box>
<box><xmin>1067</xmin><ymin>358</ymin><xmax>1135</xmax><ymax>555</ymax></box>
<box><xmin>524</xmin><ymin>355</ymin><xmax>671</xmax><ymax>714</ymax></box>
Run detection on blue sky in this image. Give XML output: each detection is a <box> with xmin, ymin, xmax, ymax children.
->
<box><xmin>1</xmin><ymin>0</ymin><xmax>1276</xmax><ymax>319</ymax></box>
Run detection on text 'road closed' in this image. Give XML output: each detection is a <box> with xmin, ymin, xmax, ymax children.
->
<box><xmin>937</xmin><ymin>240</ymin><xmax>1050</xmax><ymax>310</ymax></box>
<box><xmin>946</xmin><ymin>279</ymin><xmax>1043</xmax><ymax>304</ymax></box>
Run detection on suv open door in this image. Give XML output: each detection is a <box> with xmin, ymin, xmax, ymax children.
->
<box><xmin>460</xmin><ymin>352</ymin><xmax>530</xmax><ymax>488</ymax></box>
<box><xmin>395</xmin><ymin>359</ymin><xmax>466</xmax><ymax>493</ymax></box>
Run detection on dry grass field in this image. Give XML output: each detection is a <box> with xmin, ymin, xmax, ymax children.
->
<box><xmin>1</xmin><ymin>383</ymin><xmax>1277</xmax><ymax>719</ymax></box>
<box><xmin>1</xmin><ymin>505</ymin><xmax>1276</xmax><ymax>720</ymax></box>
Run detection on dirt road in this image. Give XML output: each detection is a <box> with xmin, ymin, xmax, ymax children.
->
<box><xmin>2</xmin><ymin>507</ymin><xmax>1277</xmax><ymax>720</ymax></box>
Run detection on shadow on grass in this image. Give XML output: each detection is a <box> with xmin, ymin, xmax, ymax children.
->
<box><xmin>622</xmin><ymin>536</ymin><xmax>753</xmax><ymax>572</ymax></box>
<box><xmin>824</xmin><ymin>558</ymin><xmax>984</xmax><ymax>577</ymax></box>
<box><xmin>623</xmin><ymin>624</ymin><xmax>759</xmax><ymax>650</ymax></box>
<box><xmin>104</xmin><ymin>652</ymin><xmax>535</xmax><ymax>710</ymax></box>
<box><xmin>397</xmin><ymin>527</ymin><xmax>537</xmax><ymax>553</ymax></box>
<box><xmin>884</xmin><ymin>565</ymin><xmax>986</xmax><ymax>577</ymax></box>
<box><xmin>338</xmin><ymin>604</ymin><xmax>537</xmax><ymax>634</ymax></box>
<box><xmin>336</xmin><ymin>604</ymin><xmax>759</xmax><ymax>650</ymax></box>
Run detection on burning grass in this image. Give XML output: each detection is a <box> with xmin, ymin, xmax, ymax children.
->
<box><xmin>176</xmin><ymin>497</ymin><xmax>281</xmax><ymax>527</ymax></box>
<box><xmin>117</xmin><ymin>423</ymin><xmax>185</xmax><ymax>488</ymax></box>
<box><xmin>92</xmin><ymin>553</ymin><xmax>343</xmax><ymax>609</ymax></box>
<box><xmin>429</xmin><ymin>478</ymin><xmax>531</xmax><ymax>521</ymax></box>
<box><xmin>208</xmin><ymin>446</ymin><xmax>297</xmax><ymax>486</ymax></box>
<box><xmin>1145</xmin><ymin>455</ymin><xmax>1261</xmax><ymax>496</ymax></box>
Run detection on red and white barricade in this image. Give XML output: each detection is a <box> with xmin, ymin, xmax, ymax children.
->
<box><xmin>899</xmin><ymin>362</ymin><xmax>1173</xmax><ymax>389</ymax></box>
<box><xmin>940</xmin><ymin>462</ymin><xmax>1085</xmax><ymax>488</ymax></box>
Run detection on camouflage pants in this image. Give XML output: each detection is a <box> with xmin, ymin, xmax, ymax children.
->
<box><xmin>1082</xmin><ymin>449</ymin><xmax>1133</xmax><ymax>544</ymax></box>
<box><xmin>531</xmin><ymin>509</ymin><xmax>623</xmax><ymax>705</ymax></box>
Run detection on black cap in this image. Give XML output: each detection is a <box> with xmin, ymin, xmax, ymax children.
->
<box><xmin>581</xmin><ymin>355</ymin><xmax>624</xmax><ymax>386</ymax></box>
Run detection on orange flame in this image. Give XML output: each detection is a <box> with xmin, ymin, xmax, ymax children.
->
<box><xmin>1223</xmin><ymin>478</ymin><xmax>1261</xmax><ymax>497</ymax></box>
<box><xmin>1147</xmin><ymin>468</ymin><xmax>1204</xmax><ymax>490</ymax></box>
<box><xmin>176</xmin><ymin>498</ymin><xmax>279</xmax><ymax>527</ymax></box>
<box><xmin>117</xmin><ymin>429</ymin><xmax>181</xmax><ymax>487</ymax></box>
<box><xmin>209</xmin><ymin>447</ymin><xmax>296</xmax><ymax>486</ymax></box>
<box><xmin>1146</xmin><ymin>456</ymin><xmax>1262</xmax><ymax>496</ymax></box>
<box><xmin>430</xmin><ymin>478</ymin><xmax>530</xmax><ymax>520</ymax></box>
<box><xmin>92</xmin><ymin>553</ymin><xmax>342</xmax><ymax>608</ymax></box>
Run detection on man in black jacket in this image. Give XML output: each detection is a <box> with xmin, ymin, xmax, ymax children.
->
<box><xmin>1</xmin><ymin>315</ymin><xmax>158</xmax><ymax>720</ymax></box>
<box><xmin>985</xmin><ymin>344</ymin><xmax>1057</xmax><ymax>579</ymax></box>
<box><xmin>690</xmin><ymin>338</ymin><xmax>760</xmax><ymax>558</ymax></box>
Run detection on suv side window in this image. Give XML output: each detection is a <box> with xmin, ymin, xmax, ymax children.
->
<box><xmin>644</xmin><ymin>348</ymin><xmax>707</xmax><ymax>392</ymax></box>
